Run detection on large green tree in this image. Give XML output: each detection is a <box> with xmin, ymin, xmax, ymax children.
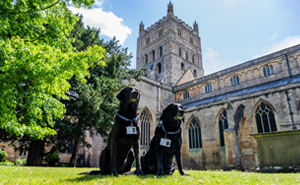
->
<box><xmin>0</xmin><ymin>0</ymin><xmax>105</xmax><ymax>165</ymax></box>
<box><xmin>51</xmin><ymin>16</ymin><xmax>144</xmax><ymax>166</ymax></box>
<box><xmin>0</xmin><ymin>0</ymin><xmax>104</xmax><ymax>139</ymax></box>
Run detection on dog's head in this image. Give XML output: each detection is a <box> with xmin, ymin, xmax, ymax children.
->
<box><xmin>117</xmin><ymin>86</ymin><xmax>140</xmax><ymax>104</ymax></box>
<box><xmin>160</xmin><ymin>103</ymin><xmax>185</xmax><ymax>123</ymax></box>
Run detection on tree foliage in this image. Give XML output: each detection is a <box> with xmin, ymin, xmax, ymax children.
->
<box><xmin>0</xmin><ymin>0</ymin><xmax>105</xmax><ymax>140</ymax></box>
<box><xmin>50</xmin><ymin>16</ymin><xmax>144</xmax><ymax>165</ymax></box>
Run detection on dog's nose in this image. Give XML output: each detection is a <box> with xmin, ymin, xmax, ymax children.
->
<box><xmin>179</xmin><ymin>110</ymin><xmax>185</xmax><ymax>115</ymax></box>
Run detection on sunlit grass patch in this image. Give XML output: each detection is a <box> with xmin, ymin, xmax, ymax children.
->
<box><xmin>0</xmin><ymin>166</ymin><xmax>299</xmax><ymax>185</ymax></box>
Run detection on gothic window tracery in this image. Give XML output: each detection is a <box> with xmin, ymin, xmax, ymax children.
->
<box><xmin>188</xmin><ymin>117</ymin><xmax>202</xmax><ymax>149</ymax></box>
<box><xmin>255</xmin><ymin>102</ymin><xmax>277</xmax><ymax>133</ymax></box>
<box><xmin>140</xmin><ymin>109</ymin><xmax>151</xmax><ymax>147</ymax></box>
<box><xmin>218</xmin><ymin>109</ymin><xmax>228</xmax><ymax>146</ymax></box>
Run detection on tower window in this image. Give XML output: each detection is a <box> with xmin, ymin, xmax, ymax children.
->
<box><xmin>144</xmin><ymin>54</ymin><xmax>148</xmax><ymax>64</ymax></box>
<box><xmin>159</xmin><ymin>46</ymin><xmax>163</xmax><ymax>57</ymax></box>
<box><xmin>151</xmin><ymin>50</ymin><xmax>155</xmax><ymax>61</ymax></box>
<box><xmin>190</xmin><ymin>36</ymin><xmax>193</xmax><ymax>44</ymax></box>
<box><xmin>194</xmin><ymin>70</ymin><xmax>197</xmax><ymax>77</ymax></box>
<box><xmin>263</xmin><ymin>64</ymin><xmax>274</xmax><ymax>77</ymax></box>
<box><xmin>179</xmin><ymin>48</ymin><xmax>182</xmax><ymax>57</ymax></box>
<box><xmin>181</xmin><ymin>63</ymin><xmax>185</xmax><ymax>71</ymax></box>
<box><xmin>205</xmin><ymin>84</ymin><xmax>212</xmax><ymax>93</ymax></box>
<box><xmin>158</xmin><ymin>28</ymin><xmax>163</xmax><ymax>37</ymax></box>
<box><xmin>157</xmin><ymin>63</ymin><xmax>161</xmax><ymax>73</ymax></box>
<box><xmin>146</xmin><ymin>36</ymin><xmax>150</xmax><ymax>44</ymax></box>
<box><xmin>186</xmin><ymin>51</ymin><xmax>189</xmax><ymax>60</ymax></box>
<box><xmin>230</xmin><ymin>75</ymin><xmax>240</xmax><ymax>86</ymax></box>
<box><xmin>192</xmin><ymin>55</ymin><xmax>195</xmax><ymax>64</ymax></box>
<box><xmin>178</xmin><ymin>28</ymin><xmax>182</xmax><ymax>37</ymax></box>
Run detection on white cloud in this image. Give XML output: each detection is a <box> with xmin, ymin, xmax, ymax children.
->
<box><xmin>254</xmin><ymin>35</ymin><xmax>300</xmax><ymax>58</ymax></box>
<box><xmin>270</xmin><ymin>31</ymin><xmax>277</xmax><ymax>41</ymax></box>
<box><xmin>69</xmin><ymin>7</ymin><xmax>132</xmax><ymax>45</ymax></box>
<box><xmin>94</xmin><ymin>0</ymin><xmax>103</xmax><ymax>7</ymax></box>
<box><xmin>203</xmin><ymin>47</ymin><xmax>227</xmax><ymax>75</ymax></box>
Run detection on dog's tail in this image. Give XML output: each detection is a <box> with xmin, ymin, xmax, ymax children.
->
<box><xmin>79</xmin><ymin>170</ymin><xmax>101</xmax><ymax>175</ymax></box>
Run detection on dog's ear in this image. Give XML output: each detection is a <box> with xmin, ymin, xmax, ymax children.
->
<box><xmin>117</xmin><ymin>88</ymin><xmax>125</xmax><ymax>101</ymax></box>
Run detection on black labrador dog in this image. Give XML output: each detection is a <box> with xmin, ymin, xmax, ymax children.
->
<box><xmin>140</xmin><ymin>103</ymin><xmax>188</xmax><ymax>176</ymax></box>
<box><xmin>99</xmin><ymin>87</ymin><xmax>144</xmax><ymax>176</ymax></box>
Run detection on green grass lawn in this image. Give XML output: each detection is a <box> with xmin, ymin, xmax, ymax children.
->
<box><xmin>0</xmin><ymin>166</ymin><xmax>299</xmax><ymax>185</ymax></box>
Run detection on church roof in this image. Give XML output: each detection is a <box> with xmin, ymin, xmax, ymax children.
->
<box><xmin>183</xmin><ymin>74</ymin><xmax>300</xmax><ymax>109</ymax></box>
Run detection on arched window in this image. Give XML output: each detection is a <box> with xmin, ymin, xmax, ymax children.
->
<box><xmin>181</xmin><ymin>63</ymin><xmax>185</xmax><ymax>71</ymax></box>
<box><xmin>255</xmin><ymin>102</ymin><xmax>277</xmax><ymax>133</ymax></box>
<box><xmin>146</xmin><ymin>35</ymin><xmax>150</xmax><ymax>44</ymax></box>
<box><xmin>188</xmin><ymin>117</ymin><xmax>202</xmax><ymax>149</ymax></box>
<box><xmin>144</xmin><ymin>54</ymin><xmax>148</xmax><ymax>64</ymax></box>
<box><xmin>157</xmin><ymin>63</ymin><xmax>161</xmax><ymax>73</ymax></box>
<box><xmin>151</xmin><ymin>50</ymin><xmax>155</xmax><ymax>61</ymax></box>
<box><xmin>159</xmin><ymin>46</ymin><xmax>163</xmax><ymax>57</ymax></box>
<box><xmin>179</xmin><ymin>47</ymin><xmax>182</xmax><ymax>56</ymax></box>
<box><xmin>192</xmin><ymin>55</ymin><xmax>195</xmax><ymax>64</ymax></box>
<box><xmin>186</xmin><ymin>51</ymin><xmax>189</xmax><ymax>60</ymax></box>
<box><xmin>194</xmin><ymin>70</ymin><xmax>197</xmax><ymax>78</ymax></box>
<box><xmin>230</xmin><ymin>75</ymin><xmax>240</xmax><ymax>86</ymax></box>
<box><xmin>183</xmin><ymin>90</ymin><xmax>189</xmax><ymax>99</ymax></box>
<box><xmin>140</xmin><ymin>109</ymin><xmax>151</xmax><ymax>147</ymax></box>
<box><xmin>190</xmin><ymin>36</ymin><xmax>193</xmax><ymax>44</ymax></box>
<box><xmin>218</xmin><ymin>109</ymin><xmax>228</xmax><ymax>146</ymax></box>
<box><xmin>263</xmin><ymin>64</ymin><xmax>275</xmax><ymax>77</ymax></box>
<box><xmin>205</xmin><ymin>84</ymin><xmax>212</xmax><ymax>93</ymax></box>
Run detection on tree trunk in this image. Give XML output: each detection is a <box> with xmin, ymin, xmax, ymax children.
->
<box><xmin>69</xmin><ymin>139</ymin><xmax>80</xmax><ymax>167</ymax></box>
<box><xmin>26</xmin><ymin>140</ymin><xmax>45</xmax><ymax>166</ymax></box>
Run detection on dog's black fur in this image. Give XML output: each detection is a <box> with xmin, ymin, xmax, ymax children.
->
<box><xmin>99</xmin><ymin>87</ymin><xmax>144</xmax><ymax>176</ymax></box>
<box><xmin>140</xmin><ymin>103</ymin><xmax>188</xmax><ymax>176</ymax></box>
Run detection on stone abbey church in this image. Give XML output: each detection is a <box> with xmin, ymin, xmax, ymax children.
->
<box><xmin>2</xmin><ymin>2</ymin><xmax>300</xmax><ymax>170</ymax></box>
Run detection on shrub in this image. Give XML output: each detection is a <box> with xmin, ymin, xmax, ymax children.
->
<box><xmin>46</xmin><ymin>152</ymin><xmax>60</xmax><ymax>166</ymax></box>
<box><xmin>0</xmin><ymin>160</ymin><xmax>14</xmax><ymax>166</ymax></box>
<box><xmin>0</xmin><ymin>150</ymin><xmax>7</xmax><ymax>162</ymax></box>
<box><xmin>15</xmin><ymin>158</ymin><xmax>27</xmax><ymax>166</ymax></box>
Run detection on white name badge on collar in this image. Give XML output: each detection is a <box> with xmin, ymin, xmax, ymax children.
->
<box><xmin>160</xmin><ymin>138</ymin><xmax>171</xmax><ymax>147</ymax></box>
<box><xmin>126</xmin><ymin>126</ymin><xmax>137</xmax><ymax>134</ymax></box>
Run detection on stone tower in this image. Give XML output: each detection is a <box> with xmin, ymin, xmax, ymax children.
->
<box><xmin>136</xmin><ymin>1</ymin><xmax>204</xmax><ymax>87</ymax></box>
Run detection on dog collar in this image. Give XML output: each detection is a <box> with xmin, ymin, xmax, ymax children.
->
<box><xmin>117</xmin><ymin>114</ymin><xmax>138</xmax><ymax>125</ymax></box>
<box><xmin>161</xmin><ymin>121</ymin><xmax>180</xmax><ymax>134</ymax></box>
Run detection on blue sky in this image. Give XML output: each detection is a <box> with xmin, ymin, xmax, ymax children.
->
<box><xmin>70</xmin><ymin>0</ymin><xmax>300</xmax><ymax>75</ymax></box>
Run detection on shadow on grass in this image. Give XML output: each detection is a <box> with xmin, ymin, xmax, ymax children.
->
<box><xmin>64</xmin><ymin>171</ymin><xmax>168</xmax><ymax>183</ymax></box>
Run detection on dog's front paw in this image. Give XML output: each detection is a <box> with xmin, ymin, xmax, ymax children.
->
<box><xmin>179</xmin><ymin>170</ymin><xmax>189</xmax><ymax>176</ymax></box>
<box><xmin>112</xmin><ymin>169</ymin><xmax>118</xmax><ymax>177</ymax></box>
<box><xmin>136</xmin><ymin>169</ymin><xmax>144</xmax><ymax>176</ymax></box>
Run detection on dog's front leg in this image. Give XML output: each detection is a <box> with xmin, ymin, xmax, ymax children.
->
<box><xmin>133</xmin><ymin>142</ymin><xmax>144</xmax><ymax>176</ymax></box>
<box><xmin>110</xmin><ymin>138</ymin><xmax>118</xmax><ymax>176</ymax></box>
<box><xmin>175</xmin><ymin>150</ymin><xmax>189</xmax><ymax>176</ymax></box>
<box><xmin>156</xmin><ymin>147</ymin><xmax>164</xmax><ymax>176</ymax></box>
